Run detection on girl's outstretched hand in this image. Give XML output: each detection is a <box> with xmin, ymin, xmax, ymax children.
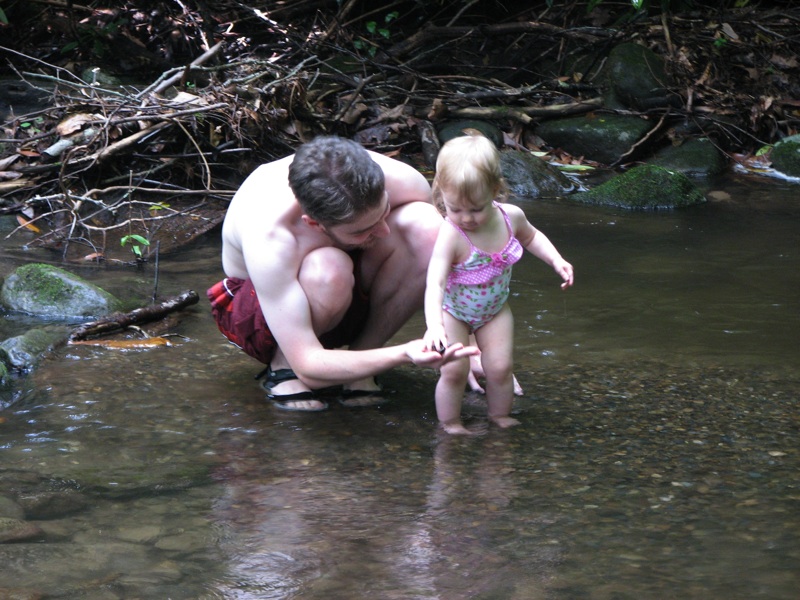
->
<box><xmin>554</xmin><ymin>257</ymin><xmax>574</xmax><ymax>289</ymax></box>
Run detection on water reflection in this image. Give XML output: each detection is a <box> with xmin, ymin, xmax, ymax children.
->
<box><xmin>0</xmin><ymin>176</ymin><xmax>798</xmax><ymax>598</ymax></box>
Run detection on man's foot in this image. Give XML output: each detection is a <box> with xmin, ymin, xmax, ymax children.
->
<box><xmin>339</xmin><ymin>377</ymin><xmax>388</xmax><ymax>408</ymax></box>
<box><xmin>261</xmin><ymin>367</ymin><xmax>328</xmax><ymax>412</ymax></box>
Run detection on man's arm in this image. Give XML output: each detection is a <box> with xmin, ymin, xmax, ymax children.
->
<box><xmin>245</xmin><ymin>230</ymin><xmax>475</xmax><ymax>389</ymax></box>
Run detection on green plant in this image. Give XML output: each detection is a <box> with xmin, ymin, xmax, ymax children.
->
<box><xmin>120</xmin><ymin>234</ymin><xmax>150</xmax><ymax>260</ymax></box>
<box><xmin>353</xmin><ymin>11</ymin><xmax>399</xmax><ymax>57</ymax></box>
<box><xmin>20</xmin><ymin>116</ymin><xmax>44</xmax><ymax>135</ymax></box>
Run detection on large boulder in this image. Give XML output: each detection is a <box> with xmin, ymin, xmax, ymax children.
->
<box><xmin>535</xmin><ymin>114</ymin><xmax>652</xmax><ymax>165</ymax></box>
<box><xmin>602</xmin><ymin>42</ymin><xmax>681</xmax><ymax>110</ymax></box>
<box><xmin>1</xmin><ymin>263</ymin><xmax>123</xmax><ymax>319</ymax></box>
<box><xmin>569</xmin><ymin>164</ymin><xmax>706</xmax><ymax>209</ymax></box>
<box><xmin>500</xmin><ymin>150</ymin><xmax>575</xmax><ymax>199</ymax></box>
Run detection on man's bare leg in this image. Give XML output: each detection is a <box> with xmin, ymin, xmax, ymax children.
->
<box><xmin>267</xmin><ymin>248</ymin><xmax>355</xmax><ymax>409</ymax></box>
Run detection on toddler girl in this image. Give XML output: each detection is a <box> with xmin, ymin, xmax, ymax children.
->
<box><xmin>424</xmin><ymin>135</ymin><xmax>574</xmax><ymax>434</ymax></box>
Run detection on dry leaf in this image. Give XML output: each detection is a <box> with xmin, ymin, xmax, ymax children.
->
<box><xmin>16</xmin><ymin>214</ymin><xmax>41</xmax><ymax>233</ymax></box>
<box><xmin>56</xmin><ymin>113</ymin><xmax>97</xmax><ymax>136</ymax></box>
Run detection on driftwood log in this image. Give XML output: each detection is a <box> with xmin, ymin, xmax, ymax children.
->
<box><xmin>68</xmin><ymin>290</ymin><xmax>199</xmax><ymax>341</ymax></box>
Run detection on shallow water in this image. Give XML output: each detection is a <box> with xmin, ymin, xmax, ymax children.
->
<box><xmin>0</xmin><ymin>171</ymin><xmax>798</xmax><ymax>599</ymax></box>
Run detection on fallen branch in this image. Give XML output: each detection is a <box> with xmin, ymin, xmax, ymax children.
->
<box><xmin>68</xmin><ymin>290</ymin><xmax>199</xmax><ymax>341</ymax></box>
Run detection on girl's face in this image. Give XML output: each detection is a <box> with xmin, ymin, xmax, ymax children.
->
<box><xmin>440</xmin><ymin>189</ymin><xmax>494</xmax><ymax>232</ymax></box>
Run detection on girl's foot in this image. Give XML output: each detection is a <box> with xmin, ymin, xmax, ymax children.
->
<box><xmin>439</xmin><ymin>420</ymin><xmax>487</xmax><ymax>435</ymax></box>
<box><xmin>489</xmin><ymin>415</ymin><xmax>521</xmax><ymax>428</ymax></box>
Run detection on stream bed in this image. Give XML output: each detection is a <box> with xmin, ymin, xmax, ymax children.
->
<box><xmin>0</xmin><ymin>171</ymin><xmax>798</xmax><ymax>599</ymax></box>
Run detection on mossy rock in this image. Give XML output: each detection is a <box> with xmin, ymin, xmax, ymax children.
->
<box><xmin>603</xmin><ymin>42</ymin><xmax>679</xmax><ymax>110</ymax></box>
<box><xmin>0</xmin><ymin>263</ymin><xmax>122</xmax><ymax>319</ymax></box>
<box><xmin>0</xmin><ymin>359</ymin><xmax>9</xmax><ymax>388</ymax></box>
<box><xmin>770</xmin><ymin>134</ymin><xmax>800</xmax><ymax>178</ymax></box>
<box><xmin>535</xmin><ymin>114</ymin><xmax>652</xmax><ymax>165</ymax></box>
<box><xmin>649</xmin><ymin>138</ymin><xmax>728</xmax><ymax>177</ymax></box>
<box><xmin>570</xmin><ymin>164</ymin><xmax>706</xmax><ymax>209</ymax></box>
<box><xmin>0</xmin><ymin>325</ymin><xmax>70</xmax><ymax>372</ymax></box>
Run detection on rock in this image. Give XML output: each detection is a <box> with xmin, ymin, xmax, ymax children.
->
<box><xmin>499</xmin><ymin>150</ymin><xmax>575</xmax><ymax>199</ymax></box>
<box><xmin>602</xmin><ymin>42</ymin><xmax>681</xmax><ymax>110</ymax></box>
<box><xmin>437</xmin><ymin>119</ymin><xmax>504</xmax><ymax>148</ymax></box>
<box><xmin>0</xmin><ymin>326</ymin><xmax>69</xmax><ymax>373</ymax></box>
<box><xmin>649</xmin><ymin>138</ymin><xmax>728</xmax><ymax>177</ymax></box>
<box><xmin>535</xmin><ymin>114</ymin><xmax>653</xmax><ymax>165</ymax></box>
<box><xmin>769</xmin><ymin>134</ymin><xmax>800</xmax><ymax>178</ymax></box>
<box><xmin>0</xmin><ymin>517</ymin><xmax>43</xmax><ymax>543</ymax></box>
<box><xmin>0</xmin><ymin>263</ymin><xmax>123</xmax><ymax>319</ymax></box>
<box><xmin>16</xmin><ymin>489</ymin><xmax>90</xmax><ymax>520</ymax></box>
<box><xmin>569</xmin><ymin>164</ymin><xmax>706</xmax><ymax>209</ymax></box>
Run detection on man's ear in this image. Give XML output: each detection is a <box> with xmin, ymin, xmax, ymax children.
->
<box><xmin>301</xmin><ymin>214</ymin><xmax>325</xmax><ymax>232</ymax></box>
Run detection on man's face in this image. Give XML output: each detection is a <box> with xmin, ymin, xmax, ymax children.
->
<box><xmin>321</xmin><ymin>193</ymin><xmax>391</xmax><ymax>249</ymax></box>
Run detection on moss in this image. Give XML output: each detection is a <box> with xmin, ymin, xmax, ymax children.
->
<box><xmin>16</xmin><ymin>264</ymin><xmax>74</xmax><ymax>305</ymax></box>
<box><xmin>571</xmin><ymin>164</ymin><xmax>706</xmax><ymax>209</ymax></box>
<box><xmin>770</xmin><ymin>134</ymin><xmax>800</xmax><ymax>178</ymax></box>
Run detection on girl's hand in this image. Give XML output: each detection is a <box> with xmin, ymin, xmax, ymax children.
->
<box><xmin>423</xmin><ymin>324</ymin><xmax>448</xmax><ymax>354</ymax></box>
<box><xmin>554</xmin><ymin>257</ymin><xmax>574</xmax><ymax>289</ymax></box>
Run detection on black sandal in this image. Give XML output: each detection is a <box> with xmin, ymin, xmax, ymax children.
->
<box><xmin>258</xmin><ymin>366</ymin><xmax>328</xmax><ymax>412</ymax></box>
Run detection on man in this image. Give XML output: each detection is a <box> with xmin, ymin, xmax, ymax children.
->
<box><xmin>209</xmin><ymin>136</ymin><xmax>478</xmax><ymax>411</ymax></box>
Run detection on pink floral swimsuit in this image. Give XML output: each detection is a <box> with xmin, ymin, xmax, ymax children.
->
<box><xmin>443</xmin><ymin>203</ymin><xmax>524</xmax><ymax>331</ymax></box>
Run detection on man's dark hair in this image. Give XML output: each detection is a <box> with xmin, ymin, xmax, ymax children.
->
<box><xmin>288</xmin><ymin>136</ymin><xmax>385</xmax><ymax>225</ymax></box>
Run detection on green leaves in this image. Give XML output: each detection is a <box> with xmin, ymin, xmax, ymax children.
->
<box><xmin>120</xmin><ymin>234</ymin><xmax>150</xmax><ymax>259</ymax></box>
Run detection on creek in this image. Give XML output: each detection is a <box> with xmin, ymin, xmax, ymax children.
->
<box><xmin>0</xmin><ymin>170</ymin><xmax>798</xmax><ymax>599</ymax></box>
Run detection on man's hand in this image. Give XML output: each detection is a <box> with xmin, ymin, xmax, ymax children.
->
<box><xmin>405</xmin><ymin>339</ymin><xmax>479</xmax><ymax>368</ymax></box>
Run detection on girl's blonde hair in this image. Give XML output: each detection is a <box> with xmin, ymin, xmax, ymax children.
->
<box><xmin>432</xmin><ymin>134</ymin><xmax>507</xmax><ymax>214</ymax></box>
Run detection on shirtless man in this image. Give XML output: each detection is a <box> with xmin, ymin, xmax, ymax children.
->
<box><xmin>208</xmin><ymin>136</ymin><xmax>478</xmax><ymax>411</ymax></box>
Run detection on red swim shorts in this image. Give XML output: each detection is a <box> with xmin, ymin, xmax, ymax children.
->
<box><xmin>207</xmin><ymin>273</ymin><xmax>370</xmax><ymax>366</ymax></box>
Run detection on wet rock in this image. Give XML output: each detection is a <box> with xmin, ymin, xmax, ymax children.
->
<box><xmin>499</xmin><ymin>150</ymin><xmax>575</xmax><ymax>199</ymax></box>
<box><xmin>0</xmin><ymin>495</ymin><xmax>24</xmax><ymax>520</ymax></box>
<box><xmin>437</xmin><ymin>119</ymin><xmax>504</xmax><ymax>148</ymax></box>
<box><xmin>569</xmin><ymin>164</ymin><xmax>706</xmax><ymax>209</ymax></box>
<box><xmin>535</xmin><ymin>114</ymin><xmax>652</xmax><ymax>165</ymax></box>
<box><xmin>602</xmin><ymin>43</ymin><xmax>681</xmax><ymax>111</ymax></box>
<box><xmin>649</xmin><ymin>137</ymin><xmax>728</xmax><ymax>177</ymax></box>
<box><xmin>16</xmin><ymin>489</ymin><xmax>90</xmax><ymax>520</ymax></box>
<box><xmin>0</xmin><ymin>517</ymin><xmax>43</xmax><ymax>543</ymax></box>
<box><xmin>0</xmin><ymin>264</ymin><xmax>123</xmax><ymax>319</ymax></box>
<box><xmin>0</xmin><ymin>326</ymin><xmax>69</xmax><ymax>373</ymax></box>
<box><xmin>769</xmin><ymin>134</ymin><xmax>800</xmax><ymax>178</ymax></box>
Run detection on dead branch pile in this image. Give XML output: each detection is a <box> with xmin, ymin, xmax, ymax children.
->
<box><xmin>0</xmin><ymin>1</ymin><xmax>797</xmax><ymax>263</ymax></box>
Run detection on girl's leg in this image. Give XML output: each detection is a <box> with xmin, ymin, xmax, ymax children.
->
<box><xmin>475</xmin><ymin>305</ymin><xmax>520</xmax><ymax>428</ymax></box>
<box><xmin>435</xmin><ymin>314</ymin><xmax>474</xmax><ymax>435</ymax></box>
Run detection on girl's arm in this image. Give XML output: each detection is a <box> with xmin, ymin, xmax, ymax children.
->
<box><xmin>508</xmin><ymin>204</ymin><xmax>574</xmax><ymax>289</ymax></box>
<box><xmin>423</xmin><ymin>224</ymin><xmax>458</xmax><ymax>351</ymax></box>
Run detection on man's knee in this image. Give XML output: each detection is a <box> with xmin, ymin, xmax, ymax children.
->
<box><xmin>299</xmin><ymin>248</ymin><xmax>355</xmax><ymax>298</ymax></box>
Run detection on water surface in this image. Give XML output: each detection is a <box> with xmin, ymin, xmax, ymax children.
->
<box><xmin>0</xmin><ymin>172</ymin><xmax>797</xmax><ymax>599</ymax></box>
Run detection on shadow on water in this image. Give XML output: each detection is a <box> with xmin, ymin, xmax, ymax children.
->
<box><xmin>0</xmin><ymin>174</ymin><xmax>798</xmax><ymax>598</ymax></box>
